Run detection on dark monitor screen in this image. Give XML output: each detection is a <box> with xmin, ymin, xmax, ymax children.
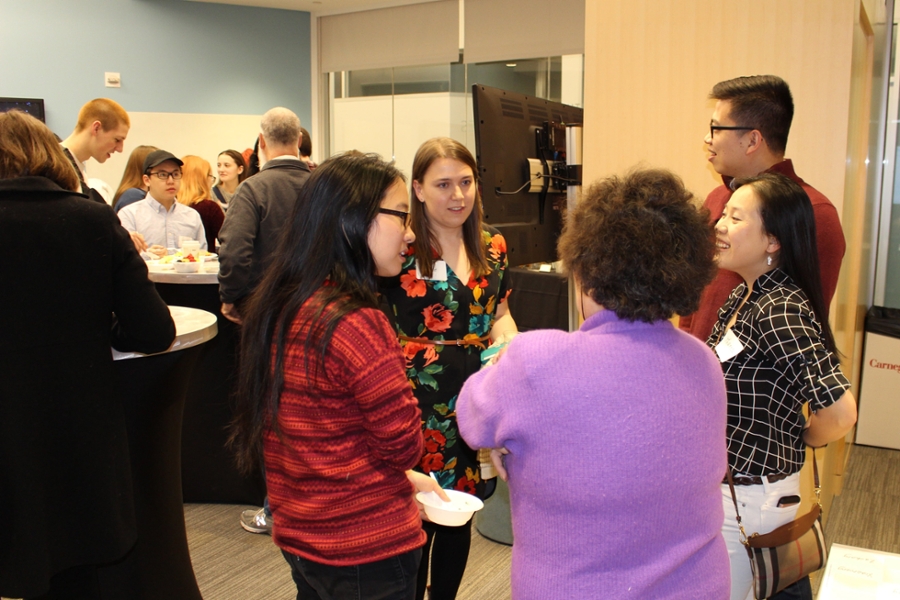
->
<box><xmin>0</xmin><ymin>97</ymin><xmax>46</xmax><ymax>122</ymax></box>
<box><xmin>472</xmin><ymin>84</ymin><xmax>583</xmax><ymax>266</ymax></box>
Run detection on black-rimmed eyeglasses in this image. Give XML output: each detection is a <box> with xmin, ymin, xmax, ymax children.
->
<box><xmin>148</xmin><ymin>170</ymin><xmax>183</xmax><ymax>181</ymax></box>
<box><xmin>710</xmin><ymin>124</ymin><xmax>755</xmax><ymax>138</ymax></box>
<box><xmin>378</xmin><ymin>208</ymin><xmax>410</xmax><ymax>227</ymax></box>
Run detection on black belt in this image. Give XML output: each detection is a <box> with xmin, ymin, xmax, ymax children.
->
<box><xmin>725</xmin><ymin>472</ymin><xmax>792</xmax><ymax>486</ymax></box>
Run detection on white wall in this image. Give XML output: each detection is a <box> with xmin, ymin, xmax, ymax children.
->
<box><xmin>331</xmin><ymin>92</ymin><xmax>471</xmax><ymax>177</ymax></box>
<box><xmin>86</xmin><ymin>113</ymin><xmax>262</xmax><ymax>190</ymax></box>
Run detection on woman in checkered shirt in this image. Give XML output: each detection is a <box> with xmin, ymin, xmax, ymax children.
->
<box><xmin>709</xmin><ymin>172</ymin><xmax>857</xmax><ymax>600</ymax></box>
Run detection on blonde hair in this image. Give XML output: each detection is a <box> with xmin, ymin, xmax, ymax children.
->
<box><xmin>0</xmin><ymin>111</ymin><xmax>80</xmax><ymax>192</ymax></box>
<box><xmin>74</xmin><ymin>98</ymin><xmax>130</xmax><ymax>132</ymax></box>
<box><xmin>113</xmin><ymin>145</ymin><xmax>157</xmax><ymax>208</ymax></box>
<box><xmin>178</xmin><ymin>155</ymin><xmax>213</xmax><ymax>206</ymax></box>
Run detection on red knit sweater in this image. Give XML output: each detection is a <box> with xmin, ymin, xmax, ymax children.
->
<box><xmin>679</xmin><ymin>159</ymin><xmax>846</xmax><ymax>342</ymax></box>
<box><xmin>264</xmin><ymin>293</ymin><xmax>425</xmax><ymax>566</ymax></box>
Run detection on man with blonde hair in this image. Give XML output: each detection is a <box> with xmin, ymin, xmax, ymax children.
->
<box><xmin>60</xmin><ymin>98</ymin><xmax>130</xmax><ymax>202</ymax></box>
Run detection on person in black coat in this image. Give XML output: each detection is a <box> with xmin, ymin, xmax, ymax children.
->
<box><xmin>0</xmin><ymin>111</ymin><xmax>176</xmax><ymax>599</ymax></box>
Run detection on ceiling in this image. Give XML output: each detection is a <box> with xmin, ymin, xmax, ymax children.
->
<box><xmin>186</xmin><ymin>0</ymin><xmax>441</xmax><ymax>16</ymax></box>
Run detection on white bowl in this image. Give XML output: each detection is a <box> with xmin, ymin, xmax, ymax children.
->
<box><xmin>416</xmin><ymin>489</ymin><xmax>484</xmax><ymax>526</ymax></box>
<box><xmin>173</xmin><ymin>260</ymin><xmax>201</xmax><ymax>273</ymax></box>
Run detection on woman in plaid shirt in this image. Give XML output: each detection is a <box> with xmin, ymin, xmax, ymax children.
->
<box><xmin>709</xmin><ymin>172</ymin><xmax>857</xmax><ymax>600</ymax></box>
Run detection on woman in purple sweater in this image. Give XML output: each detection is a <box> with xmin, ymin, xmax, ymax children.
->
<box><xmin>457</xmin><ymin>169</ymin><xmax>730</xmax><ymax>599</ymax></box>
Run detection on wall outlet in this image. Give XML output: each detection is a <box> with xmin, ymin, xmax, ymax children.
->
<box><xmin>105</xmin><ymin>72</ymin><xmax>121</xmax><ymax>88</ymax></box>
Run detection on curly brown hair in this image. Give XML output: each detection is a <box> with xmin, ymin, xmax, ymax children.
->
<box><xmin>558</xmin><ymin>168</ymin><xmax>716</xmax><ymax>323</ymax></box>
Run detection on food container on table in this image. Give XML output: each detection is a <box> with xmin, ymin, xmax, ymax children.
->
<box><xmin>173</xmin><ymin>260</ymin><xmax>201</xmax><ymax>273</ymax></box>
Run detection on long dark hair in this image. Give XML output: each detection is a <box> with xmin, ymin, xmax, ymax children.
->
<box><xmin>229</xmin><ymin>152</ymin><xmax>405</xmax><ymax>473</ymax></box>
<box><xmin>734</xmin><ymin>172</ymin><xmax>837</xmax><ymax>353</ymax></box>
<box><xmin>409</xmin><ymin>137</ymin><xmax>489</xmax><ymax>278</ymax></box>
<box><xmin>246</xmin><ymin>138</ymin><xmax>260</xmax><ymax>177</ymax></box>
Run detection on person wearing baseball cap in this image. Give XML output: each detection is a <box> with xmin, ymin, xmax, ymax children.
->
<box><xmin>118</xmin><ymin>149</ymin><xmax>207</xmax><ymax>257</ymax></box>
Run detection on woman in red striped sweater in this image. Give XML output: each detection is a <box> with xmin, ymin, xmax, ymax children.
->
<box><xmin>229</xmin><ymin>152</ymin><xmax>447</xmax><ymax>600</ymax></box>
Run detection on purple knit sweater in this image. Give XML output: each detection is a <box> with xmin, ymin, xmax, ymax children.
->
<box><xmin>458</xmin><ymin>310</ymin><xmax>730</xmax><ymax>599</ymax></box>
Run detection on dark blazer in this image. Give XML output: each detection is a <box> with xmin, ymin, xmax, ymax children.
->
<box><xmin>0</xmin><ymin>177</ymin><xmax>175</xmax><ymax>597</ymax></box>
<box><xmin>217</xmin><ymin>158</ymin><xmax>311</xmax><ymax>304</ymax></box>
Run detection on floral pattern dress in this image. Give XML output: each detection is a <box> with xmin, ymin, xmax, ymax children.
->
<box><xmin>380</xmin><ymin>226</ymin><xmax>511</xmax><ymax>499</ymax></box>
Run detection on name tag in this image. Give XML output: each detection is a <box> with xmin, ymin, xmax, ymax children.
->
<box><xmin>416</xmin><ymin>259</ymin><xmax>448</xmax><ymax>281</ymax></box>
<box><xmin>715</xmin><ymin>329</ymin><xmax>744</xmax><ymax>363</ymax></box>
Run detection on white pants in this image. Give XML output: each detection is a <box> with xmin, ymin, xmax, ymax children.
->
<box><xmin>720</xmin><ymin>473</ymin><xmax>801</xmax><ymax>600</ymax></box>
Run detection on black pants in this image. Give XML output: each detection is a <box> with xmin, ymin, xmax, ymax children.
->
<box><xmin>25</xmin><ymin>566</ymin><xmax>101</xmax><ymax>600</ymax></box>
<box><xmin>415</xmin><ymin>520</ymin><xmax>472</xmax><ymax>600</ymax></box>
<box><xmin>282</xmin><ymin>548</ymin><xmax>421</xmax><ymax>600</ymax></box>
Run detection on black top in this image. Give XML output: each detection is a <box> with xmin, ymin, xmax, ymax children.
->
<box><xmin>708</xmin><ymin>269</ymin><xmax>850</xmax><ymax>476</ymax></box>
<box><xmin>0</xmin><ymin>176</ymin><xmax>174</xmax><ymax>595</ymax></box>
<box><xmin>61</xmin><ymin>145</ymin><xmax>107</xmax><ymax>204</ymax></box>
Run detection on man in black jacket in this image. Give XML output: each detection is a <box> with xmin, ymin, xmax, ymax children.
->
<box><xmin>217</xmin><ymin>106</ymin><xmax>311</xmax><ymax>536</ymax></box>
<box><xmin>218</xmin><ymin>106</ymin><xmax>311</xmax><ymax>324</ymax></box>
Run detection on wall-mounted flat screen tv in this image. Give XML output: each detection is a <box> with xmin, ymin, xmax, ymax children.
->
<box><xmin>472</xmin><ymin>84</ymin><xmax>583</xmax><ymax>266</ymax></box>
<box><xmin>0</xmin><ymin>97</ymin><xmax>46</xmax><ymax>122</ymax></box>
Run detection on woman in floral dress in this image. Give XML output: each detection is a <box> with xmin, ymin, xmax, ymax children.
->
<box><xmin>381</xmin><ymin>138</ymin><xmax>517</xmax><ymax>600</ymax></box>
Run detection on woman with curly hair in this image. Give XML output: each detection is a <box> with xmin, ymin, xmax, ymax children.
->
<box><xmin>379</xmin><ymin>137</ymin><xmax>518</xmax><ymax>600</ymax></box>
<box><xmin>457</xmin><ymin>168</ymin><xmax>730</xmax><ymax>599</ymax></box>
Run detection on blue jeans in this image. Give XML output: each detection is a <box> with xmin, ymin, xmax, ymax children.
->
<box><xmin>282</xmin><ymin>548</ymin><xmax>422</xmax><ymax>600</ymax></box>
<box><xmin>770</xmin><ymin>577</ymin><xmax>813</xmax><ymax>600</ymax></box>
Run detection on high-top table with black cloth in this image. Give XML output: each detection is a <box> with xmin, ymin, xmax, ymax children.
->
<box><xmin>98</xmin><ymin>306</ymin><xmax>216</xmax><ymax>600</ymax></box>
<box><xmin>507</xmin><ymin>267</ymin><xmax>569</xmax><ymax>332</ymax></box>
<box><xmin>148</xmin><ymin>268</ymin><xmax>266</xmax><ymax>505</ymax></box>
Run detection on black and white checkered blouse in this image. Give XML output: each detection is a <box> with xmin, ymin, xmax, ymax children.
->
<box><xmin>707</xmin><ymin>269</ymin><xmax>850</xmax><ymax>477</ymax></box>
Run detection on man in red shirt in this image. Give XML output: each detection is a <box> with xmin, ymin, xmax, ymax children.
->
<box><xmin>680</xmin><ymin>75</ymin><xmax>846</xmax><ymax>343</ymax></box>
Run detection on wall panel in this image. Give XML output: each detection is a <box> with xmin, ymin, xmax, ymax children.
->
<box><xmin>583</xmin><ymin>0</ymin><xmax>855</xmax><ymax>211</ymax></box>
<box><xmin>583</xmin><ymin>0</ymin><xmax>861</xmax><ymax>520</ymax></box>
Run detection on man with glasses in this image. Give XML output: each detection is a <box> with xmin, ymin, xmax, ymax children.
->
<box><xmin>679</xmin><ymin>75</ymin><xmax>846</xmax><ymax>600</ymax></box>
<box><xmin>118</xmin><ymin>150</ymin><xmax>207</xmax><ymax>257</ymax></box>
<box><xmin>679</xmin><ymin>75</ymin><xmax>845</xmax><ymax>344</ymax></box>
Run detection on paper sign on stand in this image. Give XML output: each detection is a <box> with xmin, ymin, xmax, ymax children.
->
<box><xmin>817</xmin><ymin>544</ymin><xmax>900</xmax><ymax>599</ymax></box>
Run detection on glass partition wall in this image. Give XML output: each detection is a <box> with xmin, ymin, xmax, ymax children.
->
<box><xmin>324</xmin><ymin>55</ymin><xmax>584</xmax><ymax>179</ymax></box>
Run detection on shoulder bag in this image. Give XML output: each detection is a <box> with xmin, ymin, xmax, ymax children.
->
<box><xmin>725</xmin><ymin>451</ymin><xmax>828</xmax><ymax>599</ymax></box>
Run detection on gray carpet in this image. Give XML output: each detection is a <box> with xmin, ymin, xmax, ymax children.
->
<box><xmin>824</xmin><ymin>444</ymin><xmax>900</xmax><ymax>553</ymax></box>
<box><xmin>3</xmin><ymin>446</ymin><xmax>895</xmax><ymax>599</ymax></box>
<box><xmin>180</xmin><ymin>444</ymin><xmax>899</xmax><ymax>599</ymax></box>
<box><xmin>184</xmin><ymin>504</ymin><xmax>512</xmax><ymax>599</ymax></box>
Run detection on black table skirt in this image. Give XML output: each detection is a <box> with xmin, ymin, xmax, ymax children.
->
<box><xmin>153</xmin><ymin>282</ymin><xmax>266</xmax><ymax>505</ymax></box>
<box><xmin>507</xmin><ymin>267</ymin><xmax>569</xmax><ymax>332</ymax></box>
<box><xmin>98</xmin><ymin>347</ymin><xmax>204</xmax><ymax>599</ymax></box>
